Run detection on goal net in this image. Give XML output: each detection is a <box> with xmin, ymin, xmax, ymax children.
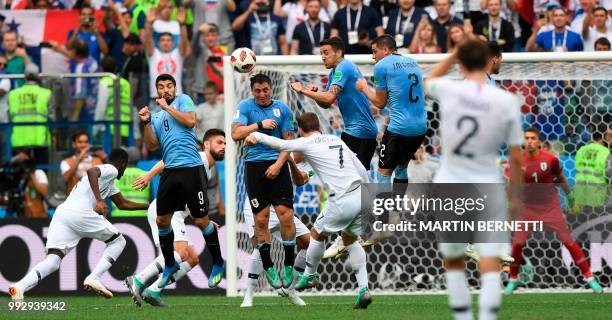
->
<box><xmin>222</xmin><ymin>53</ymin><xmax>612</xmax><ymax>296</ymax></box>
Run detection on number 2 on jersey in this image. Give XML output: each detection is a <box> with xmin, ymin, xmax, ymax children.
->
<box><xmin>329</xmin><ymin>145</ymin><xmax>344</xmax><ymax>168</ymax></box>
<box><xmin>408</xmin><ymin>73</ymin><xmax>420</xmax><ymax>103</ymax></box>
<box><xmin>452</xmin><ymin>116</ymin><xmax>479</xmax><ymax>158</ymax></box>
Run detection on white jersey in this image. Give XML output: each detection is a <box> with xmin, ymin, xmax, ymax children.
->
<box><xmin>251</xmin><ymin>132</ymin><xmax>369</xmax><ymax>197</ymax></box>
<box><xmin>60</xmin><ymin>164</ymin><xmax>120</xmax><ymax>211</ymax></box>
<box><xmin>426</xmin><ymin>77</ymin><xmax>523</xmax><ymax>183</ymax></box>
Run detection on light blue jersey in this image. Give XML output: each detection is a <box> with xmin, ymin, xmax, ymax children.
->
<box><xmin>233</xmin><ymin>98</ymin><xmax>294</xmax><ymax>162</ymax></box>
<box><xmin>374</xmin><ymin>54</ymin><xmax>426</xmax><ymax>137</ymax></box>
<box><xmin>326</xmin><ymin>59</ymin><xmax>378</xmax><ymax>139</ymax></box>
<box><xmin>151</xmin><ymin>94</ymin><xmax>203</xmax><ymax>169</ymax></box>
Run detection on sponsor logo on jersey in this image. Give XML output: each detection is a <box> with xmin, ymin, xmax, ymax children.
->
<box><xmin>273</xmin><ymin>108</ymin><xmax>281</xmax><ymax>118</ymax></box>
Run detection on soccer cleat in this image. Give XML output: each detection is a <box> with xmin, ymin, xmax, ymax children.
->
<box><xmin>282</xmin><ymin>266</ymin><xmax>294</xmax><ymax>288</ymax></box>
<box><xmin>240</xmin><ymin>295</ymin><xmax>253</xmax><ymax>308</ymax></box>
<box><xmin>587</xmin><ymin>278</ymin><xmax>603</xmax><ymax>294</ymax></box>
<box><xmin>264</xmin><ymin>267</ymin><xmax>282</xmax><ymax>289</ymax></box>
<box><xmin>142</xmin><ymin>289</ymin><xmax>168</xmax><ymax>307</ymax></box>
<box><xmin>323</xmin><ymin>236</ymin><xmax>345</xmax><ymax>260</ymax></box>
<box><xmin>353</xmin><ymin>287</ymin><xmax>372</xmax><ymax>309</ymax></box>
<box><xmin>209</xmin><ymin>262</ymin><xmax>225</xmax><ymax>288</ymax></box>
<box><xmin>158</xmin><ymin>261</ymin><xmax>180</xmax><ymax>288</ymax></box>
<box><xmin>285</xmin><ymin>288</ymin><xmax>306</xmax><ymax>306</ymax></box>
<box><xmin>84</xmin><ymin>275</ymin><xmax>113</xmax><ymax>299</ymax></box>
<box><xmin>8</xmin><ymin>284</ymin><xmax>23</xmax><ymax>301</ymax></box>
<box><xmin>294</xmin><ymin>273</ymin><xmax>319</xmax><ymax>291</ymax></box>
<box><xmin>504</xmin><ymin>279</ymin><xmax>519</xmax><ymax>294</ymax></box>
<box><xmin>124</xmin><ymin>276</ymin><xmax>145</xmax><ymax>306</ymax></box>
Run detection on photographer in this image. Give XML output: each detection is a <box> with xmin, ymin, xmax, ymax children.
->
<box><xmin>66</xmin><ymin>4</ymin><xmax>109</xmax><ymax>63</ymax></box>
<box><xmin>8</xmin><ymin>150</ymin><xmax>48</xmax><ymax>218</ymax></box>
<box><xmin>191</xmin><ymin>23</ymin><xmax>226</xmax><ymax>103</ymax></box>
<box><xmin>60</xmin><ymin>131</ymin><xmax>106</xmax><ymax>194</ymax></box>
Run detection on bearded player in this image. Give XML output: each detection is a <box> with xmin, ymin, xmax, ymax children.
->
<box><xmin>504</xmin><ymin>128</ymin><xmax>603</xmax><ymax>294</ymax></box>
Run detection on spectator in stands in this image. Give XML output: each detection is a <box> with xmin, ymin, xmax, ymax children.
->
<box><xmin>123</xmin><ymin>0</ymin><xmax>148</xmax><ymax>41</ymax></box>
<box><xmin>0</xmin><ymin>55</ymin><xmax>11</xmax><ymax>163</ymax></box>
<box><xmin>11</xmin><ymin>150</ymin><xmax>49</xmax><ymax>218</ymax></box>
<box><xmin>331</xmin><ymin>0</ymin><xmax>384</xmax><ymax>54</ymax></box>
<box><xmin>274</xmin><ymin>0</ymin><xmax>331</xmax><ymax>41</ymax></box>
<box><xmin>582</xmin><ymin>7</ymin><xmax>612</xmax><ymax>51</ymax></box>
<box><xmin>121</xmin><ymin>34</ymin><xmax>147</xmax><ymax>109</ymax></box>
<box><xmin>446</xmin><ymin>22</ymin><xmax>470</xmax><ymax>52</ymax></box>
<box><xmin>369</xmin><ymin>0</ymin><xmax>398</xmax><ymax>26</ymax></box>
<box><xmin>193</xmin><ymin>23</ymin><xmax>227</xmax><ymax>103</ymax></box>
<box><xmin>475</xmin><ymin>0</ymin><xmax>515</xmax><ymax>52</ymax></box>
<box><xmin>94</xmin><ymin>56</ymin><xmax>135</xmax><ymax>146</ymax></box>
<box><xmin>190</xmin><ymin>0</ymin><xmax>237</xmax><ymax>52</ymax></box>
<box><xmin>151</xmin><ymin>0</ymin><xmax>182</xmax><ymax>44</ymax></box>
<box><xmin>60</xmin><ymin>131</ymin><xmax>105</xmax><ymax>194</ymax></box>
<box><xmin>570</xmin><ymin>0</ymin><xmax>597</xmax><ymax>34</ymax></box>
<box><xmin>527</xmin><ymin>7</ymin><xmax>584</xmax><ymax>51</ymax></box>
<box><xmin>594</xmin><ymin>37</ymin><xmax>611</xmax><ymax>51</ymax></box>
<box><xmin>409</xmin><ymin>18</ymin><xmax>441</xmax><ymax>53</ymax></box>
<box><xmin>8</xmin><ymin>67</ymin><xmax>54</xmax><ymax>165</ymax></box>
<box><xmin>0</xmin><ymin>14</ymin><xmax>5</xmax><ymax>40</ymax></box>
<box><xmin>195</xmin><ymin>82</ymin><xmax>224</xmax><ymax>139</ymax></box>
<box><xmin>291</xmin><ymin>0</ymin><xmax>332</xmax><ymax>55</ymax></box>
<box><xmin>104</xmin><ymin>2</ymin><xmax>131</xmax><ymax>68</ymax></box>
<box><xmin>385</xmin><ymin>0</ymin><xmax>429</xmax><ymax>50</ymax></box>
<box><xmin>455</xmin><ymin>0</ymin><xmax>488</xmax><ymax>26</ymax></box>
<box><xmin>67</xmin><ymin>5</ymin><xmax>109</xmax><ymax>63</ymax></box>
<box><xmin>145</xmin><ymin>6</ymin><xmax>191</xmax><ymax>108</ymax></box>
<box><xmin>3</xmin><ymin>30</ymin><xmax>37</xmax><ymax>88</ymax></box>
<box><xmin>432</xmin><ymin>0</ymin><xmax>463</xmax><ymax>53</ymax></box>
<box><xmin>232</xmin><ymin>0</ymin><xmax>288</xmax><ymax>55</ymax></box>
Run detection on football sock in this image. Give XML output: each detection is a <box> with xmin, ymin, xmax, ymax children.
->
<box><xmin>136</xmin><ymin>251</ymin><xmax>181</xmax><ymax>284</ymax></box>
<box><xmin>479</xmin><ymin>272</ymin><xmax>502</xmax><ymax>320</ymax></box>
<box><xmin>92</xmin><ymin>235</ymin><xmax>126</xmax><ymax>279</ymax></box>
<box><xmin>294</xmin><ymin>250</ymin><xmax>307</xmax><ymax>273</ymax></box>
<box><xmin>346</xmin><ymin>242</ymin><xmax>368</xmax><ymax>289</ymax></box>
<box><xmin>564</xmin><ymin>241</ymin><xmax>592</xmax><ymax>278</ymax></box>
<box><xmin>246</xmin><ymin>250</ymin><xmax>263</xmax><ymax>297</ymax></box>
<box><xmin>282</xmin><ymin>239</ymin><xmax>296</xmax><ymax>267</ymax></box>
<box><xmin>446</xmin><ymin>270</ymin><xmax>472</xmax><ymax>320</ymax></box>
<box><xmin>304</xmin><ymin>238</ymin><xmax>325</xmax><ymax>275</ymax></box>
<box><xmin>149</xmin><ymin>261</ymin><xmax>193</xmax><ymax>293</ymax></box>
<box><xmin>257</xmin><ymin>243</ymin><xmax>274</xmax><ymax>270</ymax></box>
<box><xmin>509</xmin><ymin>243</ymin><xmax>525</xmax><ymax>279</ymax></box>
<box><xmin>158</xmin><ymin>225</ymin><xmax>176</xmax><ymax>267</ymax></box>
<box><xmin>202</xmin><ymin>223</ymin><xmax>224</xmax><ymax>265</ymax></box>
<box><xmin>16</xmin><ymin>254</ymin><xmax>62</xmax><ymax>292</ymax></box>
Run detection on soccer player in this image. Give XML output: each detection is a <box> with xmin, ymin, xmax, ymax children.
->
<box><xmin>485</xmin><ymin>41</ymin><xmax>502</xmax><ymax>86</ymax></box>
<box><xmin>125</xmin><ymin>129</ymin><xmax>228</xmax><ymax>307</ymax></box>
<box><xmin>231</xmin><ymin>73</ymin><xmax>297</xmax><ymax>289</ymax></box>
<box><xmin>245</xmin><ymin>112</ymin><xmax>372</xmax><ymax>309</ymax></box>
<box><xmin>504</xmin><ymin>128</ymin><xmax>603</xmax><ymax>294</ymax></box>
<box><xmin>425</xmin><ymin>39</ymin><xmax>524</xmax><ymax>320</ymax></box>
<box><xmin>290</xmin><ymin>36</ymin><xmax>378</xmax><ymax>169</ymax></box>
<box><xmin>139</xmin><ymin>74</ymin><xmax>224</xmax><ymax>289</ymax></box>
<box><xmin>8</xmin><ymin>149</ymin><xmax>149</xmax><ymax>300</ymax></box>
<box><xmin>241</xmin><ymin>158</ymin><xmax>311</xmax><ymax>307</ymax></box>
<box><xmin>356</xmin><ymin>34</ymin><xmax>427</xmax><ymax>185</ymax></box>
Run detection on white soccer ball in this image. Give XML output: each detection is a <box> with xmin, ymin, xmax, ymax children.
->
<box><xmin>230</xmin><ymin>47</ymin><xmax>257</xmax><ymax>73</ymax></box>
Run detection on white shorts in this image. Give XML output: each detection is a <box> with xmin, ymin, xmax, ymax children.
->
<box><xmin>244</xmin><ymin>200</ymin><xmax>310</xmax><ymax>241</ymax></box>
<box><xmin>439</xmin><ymin>243</ymin><xmax>511</xmax><ymax>260</ymax></box>
<box><xmin>147</xmin><ymin>199</ymin><xmax>192</xmax><ymax>247</ymax></box>
<box><xmin>313</xmin><ymin>185</ymin><xmax>362</xmax><ymax>237</ymax></box>
<box><xmin>46</xmin><ymin>205</ymin><xmax>119</xmax><ymax>255</ymax></box>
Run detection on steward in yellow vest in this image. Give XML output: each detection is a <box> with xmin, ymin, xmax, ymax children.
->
<box><xmin>8</xmin><ymin>74</ymin><xmax>51</xmax><ymax>149</ymax></box>
<box><xmin>573</xmin><ymin>132</ymin><xmax>610</xmax><ymax>210</ymax></box>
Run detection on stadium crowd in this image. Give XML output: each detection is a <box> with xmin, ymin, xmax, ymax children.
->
<box><xmin>0</xmin><ymin>0</ymin><xmax>610</xmax><ymax>218</ymax></box>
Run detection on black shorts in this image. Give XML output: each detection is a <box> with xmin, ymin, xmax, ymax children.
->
<box><xmin>340</xmin><ymin>132</ymin><xmax>377</xmax><ymax>170</ymax></box>
<box><xmin>157</xmin><ymin>165</ymin><xmax>209</xmax><ymax>218</ymax></box>
<box><xmin>378</xmin><ymin>130</ymin><xmax>426</xmax><ymax>170</ymax></box>
<box><xmin>245</xmin><ymin>160</ymin><xmax>293</xmax><ymax>214</ymax></box>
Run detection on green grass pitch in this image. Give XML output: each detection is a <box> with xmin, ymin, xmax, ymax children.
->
<box><xmin>1</xmin><ymin>293</ymin><xmax>610</xmax><ymax>319</ymax></box>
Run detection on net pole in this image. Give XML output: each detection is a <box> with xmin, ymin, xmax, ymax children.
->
<box><xmin>223</xmin><ymin>56</ymin><xmax>238</xmax><ymax>297</ymax></box>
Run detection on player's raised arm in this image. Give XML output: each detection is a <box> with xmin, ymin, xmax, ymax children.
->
<box><xmin>292</xmin><ymin>81</ymin><xmax>339</xmax><ymax>108</ymax></box>
<box><xmin>139</xmin><ymin>106</ymin><xmax>160</xmax><ymax>151</ymax></box>
<box><xmin>157</xmin><ymin>98</ymin><xmax>196</xmax><ymax>128</ymax></box>
<box><xmin>356</xmin><ymin>78</ymin><xmax>387</xmax><ymax>109</ymax></box>
<box><xmin>87</xmin><ymin>166</ymin><xmax>108</xmax><ymax>217</ymax></box>
<box><xmin>424</xmin><ymin>51</ymin><xmax>457</xmax><ymax>89</ymax></box>
<box><xmin>133</xmin><ymin>160</ymin><xmax>165</xmax><ymax>191</ymax></box>
<box><xmin>110</xmin><ymin>192</ymin><xmax>150</xmax><ymax>211</ymax></box>
<box><xmin>247</xmin><ymin>132</ymin><xmax>307</xmax><ymax>153</ymax></box>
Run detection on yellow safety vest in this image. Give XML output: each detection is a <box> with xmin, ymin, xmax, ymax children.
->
<box><xmin>573</xmin><ymin>143</ymin><xmax>609</xmax><ymax>208</ymax></box>
<box><xmin>8</xmin><ymin>83</ymin><xmax>51</xmax><ymax>147</ymax></box>
<box><xmin>112</xmin><ymin>167</ymin><xmax>150</xmax><ymax>216</ymax></box>
<box><xmin>101</xmin><ymin>76</ymin><xmax>132</xmax><ymax>138</ymax></box>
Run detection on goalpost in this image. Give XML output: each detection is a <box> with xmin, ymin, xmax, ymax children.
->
<box><xmin>223</xmin><ymin>52</ymin><xmax>612</xmax><ymax>297</ymax></box>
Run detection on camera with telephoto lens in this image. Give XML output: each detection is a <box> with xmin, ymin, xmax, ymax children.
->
<box><xmin>0</xmin><ymin>157</ymin><xmax>35</xmax><ymax>216</ymax></box>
